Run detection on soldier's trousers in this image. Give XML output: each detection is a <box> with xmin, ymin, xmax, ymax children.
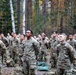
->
<box><xmin>56</xmin><ymin>68</ymin><xmax>72</xmax><ymax>75</ymax></box>
<box><xmin>50</xmin><ymin>54</ymin><xmax>57</xmax><ymax>68</ymax></box>
<box><xmin>0</xmin><ymin>56</ymin><xmax>2</xmax><ymax>75</ymax></box>
<box><xmin>23</xmin><ymin>60</ymin><xmax>35</xmax><ymax>75</ymax></box>
<box><xmin>39</xmin><ymin>51</ymin><xmax>47</xmax><ymax>62</ymax></box>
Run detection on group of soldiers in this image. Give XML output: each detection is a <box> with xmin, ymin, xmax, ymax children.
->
<box><xmin>0</xmin><ymin>30</ymin><xmax>76</xmax><ymax>75</ymax></box>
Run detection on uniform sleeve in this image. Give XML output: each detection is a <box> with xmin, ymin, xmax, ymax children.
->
<box><xmin>55</xmin><ymin>44</ymin><xmax>60</xmax><ymax>57</ymax></box>
<box><xmin>0</xmin><ymin>40</ymin><xmax>7</xmax><ymax>54</ymax></box>
<box><xmin>33</xmin><ymin>38</ymin><xmax>40</xmax><ymax>53</ymax></box>
<box><xmin>68</xmin><ymin>44</ymin><xmax>74</xmax><ymax>63</ymax></box>
<box><xmin>0</xmin><ymin>40</ymin><xmax>7</xmax><ymax>50</ymax></box>
<box><xmin>74</xmin><ymin>40</ymin><xmax>76</xmax><ymax>49</ymax></box>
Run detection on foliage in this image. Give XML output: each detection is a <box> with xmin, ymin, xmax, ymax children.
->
<box><xmin>0</xmin><ymin>0</ymin><xmax>76</xmax><ymax>35</ymax></box>
<box><xmin>0</xmin><ymin>0</ymin><xmax>12</xmax><ymax>35</ymax></box>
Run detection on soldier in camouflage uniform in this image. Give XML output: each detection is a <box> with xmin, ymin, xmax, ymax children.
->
<box><xmin>6</xmin><ymin>33</ymin><xmax>12</xmax><ymax>45</ymax></box>
<box><xmin>50</xmin><ymin>32</ymin><xmax>59</xmax><ymax>68</ymax></box>
<box><xmin>18</xmin><ymin>34</ymin><xmax>25</xmax><ymax>66</ymax></box>
<box><xmin>39</xmin><ymin>33</ymin><xmax>49</xmax><ymax>62</ymax></box>
<box><xmin>0</xmin><ymin>33</ymin><xmax>9</xmax><ymax>64</ymax></box>
<box><xmin>13</xmin><ymin>34</ymin><xmax>25</xmax><ymax>75</ymax></box>
<box><xmin>67</xmin><ymin>35</ymin><xmax>76</xmax><ymax>49</ymax></box>
<box><xmin>11</xmin><ymin>33</ymin><xmax>20</xmax><ymax>64</ymax></box>
<box><xmin>0</xmin><ymin>40</ymin><xmax>7</xmax><ymax>74</ymax></box>
<box><xmin>22</xmin><ymin>30</ymin><xmax>39</xmax><ymax>75</ymax></box>
<box><xmin>56</xmin><ymin>33</ymin><xmax>74</xmax><ymax>75</ymax></box>
<box><xmin>73</xmin><ymin>34</ymin><xmax>76</xmax><ymax>40</ymax></box>
<box><xmin>0</xmin><ymin>33</ymin><xmax>9</xmax><ymax>47</ymax></box>
<box><xmin>67</xmin><ymin>35</ymin><xmax>76</xmax><ymax>70</ymax></box>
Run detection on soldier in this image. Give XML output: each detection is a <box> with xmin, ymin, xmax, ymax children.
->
<box><xmin>50</xmin><ymin>32</ymin><xmax>59</xmax><ymax>68</ymax></box>
<box><xmin>39</xmin><ymin>32</ymin><xmax>49</xmax><ymax>62</ymax></box>
<box><xmin>0</xmin><ymin>33</ymin><xmax>9</xmax><ymax>47</ymax></box>
<box><xmin>18</xmin><ymin>34</ymin><xmax>25</xmax><ymax>66</ymax></box>
<box><xmin>13</xmin><ymin>34</ymin><xmax>25</xmax><ymax>75</ymax></box>
<box><xmin>0</xmin><ymin>40</ymin><xmax>7</xmax><ymax>74</ymax></box>
<box><xmin>36</xmin><ymin>34</ymin><xmax>42</xmax><ymax>43</ymax></box>
<box><xmin>0</xmin><ymin>33</ymin><xmax>9</xmax><ymax>64</ymax></box>
<box><xmin>73</xmin><ymin>34</ymin><xmax>76</xmax><ymax>40</ymax></box>
<box><xmin>5</xmin><ymin>33</ymin><xmax>15</xmax><ymax>67</ymax></box>
<box><xmin>22</xmin><ymin>30</ymin><xmax>39</xmax><ymax>75</ymax></box>
<box><xmin>67</xmin><ymin>35</ymin><xmax>76</xmax><ymax>70</ymax></box>
<box><xmin>56</xmin><ymin>33</ymin><xmax>74</xmax><ymax>75</ymax></box>
<box><xmin>67</xmin><ymin>35</ymin><xmax>76</xmax><ymax>48</ymax></box>
<box><xmin>11</xmin><ymin>33</ymin><xmax>20</xmax><ymax>64</ymax></box>
<box><xmin>6</xmin><ymin>33</ymin><xmax>12</xmax><ymax>45</ymax></box>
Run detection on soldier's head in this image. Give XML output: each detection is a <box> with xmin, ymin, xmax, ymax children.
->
<box><xmin>58</xmin><ymin>33</ymin><xmax>67</xmax><ymax>42</ymax></box>
<box><xmin>41</xmin><ymin>32</ymin><xmax>46</xmax><ymax>40</ymax></box>
<box><xmin>1</xmin><ymin>33</ymin><xmax>4</xmax><ymax>38</ymax></box>
<box><xmin>20</xmin><ymin>34</ymin><xmax>25</xmax><ymax>41</ymax></box>
<box><xmin>13</xmin><ymin>33</ymin><xmax>17</xmax><ymax>38</ymax></box>
<box><xmin>26</xmin><ymin>30</ymin><xmax>33</xmax><ymax>38</ymax></box>
<box><xmin>73</xmin><ymin>34</ymin><xmax>76</xmax><ymax>39</ymax></box>
<box><xmin>52</xmin><ymin>32</ymin><xmax>57</xmax><ymax>39</ymax></box>
<box><xmin>69</xmin><ymin>35</ymin><xmax>73</xmax><ymax>40</ymax></box>
<box><xmin>38</xmin><ymin>34</ymin><xmax>41</xmax><ymax>39</ymax></box>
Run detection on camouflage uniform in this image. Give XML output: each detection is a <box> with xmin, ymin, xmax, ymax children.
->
<box><xmin>0</xmin><ymin>40</ymin><xmax>7</xmax><ymax>74</ymax></box>
<box><xmin>39</xmin><ymin>37</ymin><xmax>49</xmax><ymax>62</ymax></box>
<box><xmin>56</xmin><ymin>42</ymin><xmax>74</xmax><ymax>75</ymax></box>
<box><xmin>0</xmin><ymin>36</ymin><xmax>9</xmax><ymax>64</ymax></box>
<box><xmin>17</xmin><ymin>40</ymin><xmax>24</xmax><ymax>66</ymax></box>
<box><xmin>11</xmin><ymin>37</ymin><xmax>20</xmax><ymax>64</ymax></box>
<box><xmin>13</xmin><ymin>38</ymin><xmax>24</xmax><ymax>75</ymax></box>
<box><xmin>22</xmin><ymin>37</ymin><xmax>39</xmax><ymax>75</ymax></box>
<box><xmin>67</xmin><ymin>39</ymin><xmax>76</xmax><ymax>69</ymax></box>
<box><xmin>0</xmin><ymin>36</ymin><xmax>9</xmax><ymax>47</ymax></box>
<box><xmin>50</xmin><ymin>38</ymin><xmax>59</xmax><ymax>68</ymax></box>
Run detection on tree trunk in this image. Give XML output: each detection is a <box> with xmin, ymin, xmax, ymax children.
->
<box><xmin>60</xmin><ymin>16</ymin><xmax>63</xmax><ymax>33</ymax></box>
<box><xmin>26</xmin><ymin>0</ymin><xmax>32</xmax><ymax>30</ymax></box>
<box><xmin>10</xmin><ymin>0</ymin><xmax>16</xmax><ymax>33</ymax></box>
<box><xmin>22</xmin><ymin>0</ymin><xmax>26</xmax><ymax>34</ymax></box>
<box><xmin>42</xmin><ymin>0</ymin><xmax>47</xmax><ymax>33</ymax></box>
<box><xmin>17</xmin><ymin>0</ymin><xmax>20</xmax><ymax>34</ymax></box>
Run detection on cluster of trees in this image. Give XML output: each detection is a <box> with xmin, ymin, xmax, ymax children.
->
<box><xmin>0</xmin><ymin>0</ymin><xmax>76</xmax><ymax>36</ymax></box>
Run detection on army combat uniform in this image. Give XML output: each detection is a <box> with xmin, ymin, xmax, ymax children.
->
<box><xmin>11</xmin><ymin>37</ymin><xmax>20</xmax><ymax>64</ymax></box>
<box><xmin>0</xmin><ymin>40</ymin><xmax>7</xmax><ymax>74</ymax></box>
<box><xmin>67</xmin><ymin>39</ymin><xmax>76</xmax><ymax>69</ymax></box>
<box><xmin>22</xmin><ymin>37</ymin><xmax>39</xmax><ymax>75</ymax></box>
<box><xmin>50</xmin><ymin>38</ymin><xmax>59</xmax><ymax>68</ymax></box>
<box><xmin>56</xmin><ymin>42</ymin><xmax>74</xmax><ymax>75</ymax></box>
<box><xmin>39</xmin><ymin>37</ymin><xmax>49</xmax><ymax>62</ymax></box>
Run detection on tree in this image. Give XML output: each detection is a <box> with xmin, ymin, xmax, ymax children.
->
<box><xmin>17</xmin><ymin>0</ymin><xmax>20</xmax><ymax>33</ymax></box>
<box><xmin>0</xmin><ymin>0</ymin><xmax>12</xmax><ymax>35</ymax></box>
<box><xmin>10</xmin><ymin>0</ymin><xmax>16</xmax><ymax>33</ymax></box>
<box><xmin>22</xmin><ymin>0</ymin><xmax>26</xmax><ymax>35</ymax></box>
<box><xmin>42</xmin><ymin>0</ymin><xmax>47</xmax><ymax>33</ymax></box>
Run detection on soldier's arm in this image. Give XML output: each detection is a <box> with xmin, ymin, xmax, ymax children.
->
<box><xmin>74</xmin><ymin>40</ymin><xmax>76</xmax><ymax>49</ymax></box>
<box><xmin>68</xmin><ymin>44</ymin><xmax>74</xmax><ymax>63</ymax></box>
<box><xmin>55</xmin><ymin>44</ymin><xmax>60</xmax><ymax>57</ymax></box>
<box><xmin>33</xmin><ymin>39</ymin><xmax>40</xmax><ymax>53</ymax></box>
<box><xmin>0</xmin><ymin>40</ymin><xmax>7</xmax><ymax>50</ymax></box>
<box><xmin>44</xmin><ymin>38</ymin><xmax>50</xmax><ymax>49</ymax></box>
